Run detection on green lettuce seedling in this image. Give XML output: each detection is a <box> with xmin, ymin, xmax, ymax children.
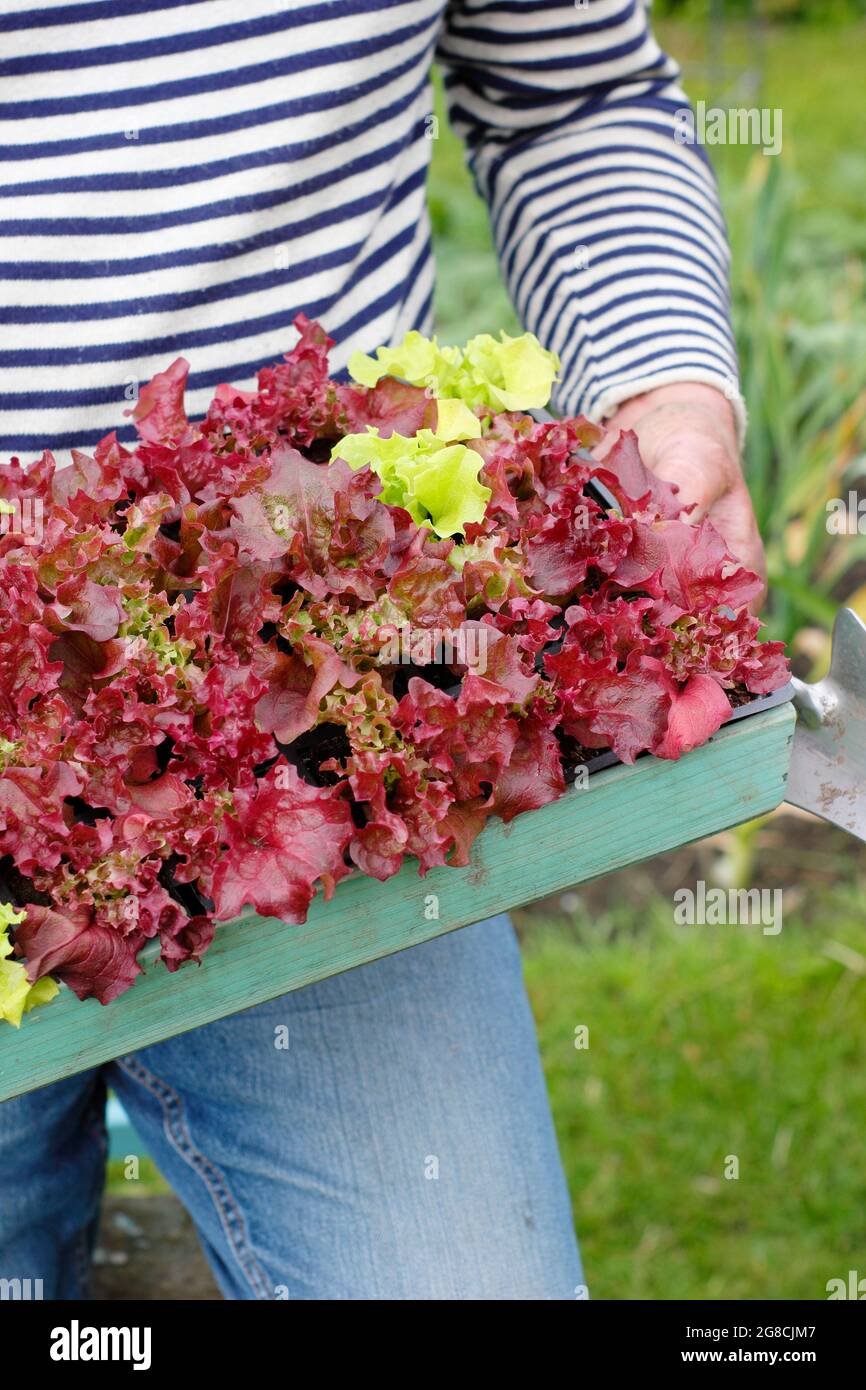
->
<box><xmin>332</xmin><ymin>428</ymin><xmax>491</xmax><ymax>537</ymax></box>
<box><xmin>0</xmin><ymin>903</ymin><xmax>59</xmax><ymax>1028</ymax></box>
<box><xmin>348</xmin><ymin>328</ymin><xmax>560</xmax><ymax>413</ymax></box>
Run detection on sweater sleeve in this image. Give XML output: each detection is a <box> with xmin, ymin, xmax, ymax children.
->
<box><xmin>435</xmin><ymin>0</ymin><xmax>744</xmax><ymax>435</ymax></box>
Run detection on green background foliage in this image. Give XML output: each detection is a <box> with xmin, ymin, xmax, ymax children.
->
<box><xmin>431</xmin><ymin>7</ymin><xmax>866</xmax><ymax>1300</ymax></box>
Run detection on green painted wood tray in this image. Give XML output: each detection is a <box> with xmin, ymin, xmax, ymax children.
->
<box><xmin>0</xmin><ymin>701</ymin><xmax>796</xmax><ymax>1102</ymax></box>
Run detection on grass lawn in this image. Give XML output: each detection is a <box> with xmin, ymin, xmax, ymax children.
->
<box><xmin>523</xmin><ymin>886</ymin><xmax>866</xmax><ymax>1300</ymax></box>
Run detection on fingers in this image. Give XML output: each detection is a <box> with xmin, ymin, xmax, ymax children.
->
<box><xmin>599</xmin><ymin>400</ymin><xmax>738</xmax><ymax>520</ymax></box>
<box><xmin>706</xmin><ymin>481</ymin><xmax>768</xmax><ymax>614</ymax></box>
<box><xmin>596</xmin><ymin>415</ymin><xmax>767</xmax><ymax>612</ymax></box>
<box><xmin>641</xmin><ymin>440</ymin><xmax>731</xmax><ymax>521</ymax></box>
<box><xmin>595</xmin><ymin>385</ymin><xmax>767</xmax><ymax>612</ymax></box>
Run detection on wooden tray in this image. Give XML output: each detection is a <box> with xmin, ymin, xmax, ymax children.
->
<box><xmin>0</xmin><ymin>701</ymin><xmax>796</xmax><ymax>1102</ymax></box>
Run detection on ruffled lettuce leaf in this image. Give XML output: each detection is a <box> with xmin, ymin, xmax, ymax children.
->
<box><xmin>434</xmin><ymin>396</ymin><xmax>483</xmax><ymax>442</ymax></box>
<box><xmin>207</xmin><ymin>763</ymin><xmax>354</xmax><ymax>923</ymax></box>
<box><xmin>0</xmin><ymin>316</ymin><xmax>790</xmax><ymax>1015</ymax></box>
<box><xmin>331</xmin><ymin>428</ymin><xmax>491</xmax><ymax>537</ymax></box>
<box><xmin>348</xmin><ymin>329</ymin><xmax>559</xmax><ymax>413</ymax></box>
<box><xmin>0</xmin><ymin>904</ymin><xmax>60</xmax><ymax>1028</ymax></box>
<box><xmin>11</xmin><ymin>903</ymin><xmax>142</xmax><ymax>1006</ymax></box>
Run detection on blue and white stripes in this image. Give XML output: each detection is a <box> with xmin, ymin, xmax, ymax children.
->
<box><xmin>439</xmin><ymin>0</ymin><xmax>740</xmax><ymax>424</ymax></box>
<box><xmin>0</xmin><ymin>0</ymin><xmax>739</xmax><ymax>458</ymax></box>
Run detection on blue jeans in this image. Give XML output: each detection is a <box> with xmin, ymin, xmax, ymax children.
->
<box><xmin>0</xmin><ymin>915</ymin><xmax>582</xmax><ymax>1300</ymax></box>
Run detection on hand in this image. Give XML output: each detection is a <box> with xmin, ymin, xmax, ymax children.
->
<box><xmin>596</xmin><ymin>383</ymin><xmax>767</xmax><ymax>611</ymax></box>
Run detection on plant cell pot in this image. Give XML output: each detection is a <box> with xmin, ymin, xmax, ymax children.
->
<box><xmin>0</xmin><ymin>696</ymin><xmax>796</xmax><ymax>1102</ymax></box>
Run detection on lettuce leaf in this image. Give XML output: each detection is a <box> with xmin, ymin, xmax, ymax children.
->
<box><xmin>0</xmin><ymin>904</ymin><xmax>60</xmax><ymax>1028</ymax></box>
<box><xmin>348</xmin><ymin>329</ymin><xmax>559</xmax><ymax>412</ymax></box>
<box><xmin>434</xmin><ymin>397</ymin><xmax>483</xmax><ymax>442</ymax></box>
<box><xmin>0</xmin><ymin>315</ymin><xmax>791</xmax><ymax>1016</ymax></box>
<box><xmin>331</xmin><ymin>428</ymin><xmax>491</xmax><ymax>537</ymax></box>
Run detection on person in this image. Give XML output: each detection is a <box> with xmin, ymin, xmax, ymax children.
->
<box><xmin>0</xmin><ymin>0</ymin><xmax>765</xmax><ymax>1299</ymax></box>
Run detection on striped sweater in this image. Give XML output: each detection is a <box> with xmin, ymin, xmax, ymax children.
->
<box><xmin>0</xmin><ymin>0</ymin><xmax>739</xmax><ymax>458</ymax></box>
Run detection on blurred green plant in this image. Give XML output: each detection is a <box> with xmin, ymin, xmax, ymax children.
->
<box><xmin>107</xmin><ymin>1156</ymin><xmax>168</xmax><ymax>1196</ymax></box>
<box><xmin>655</xmin><ymin>0</ymin><xmax>866</xmax><ymax>20</ymax></box>
<box><xmin>725</xmin><ymin>156</ymin><xmax>866</xmax><ymax>650</ymax></box>
<box><xmin>523</xmin><ymin>885</ymin><xmax>866</xmax><ymax>1300</ymax></box>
